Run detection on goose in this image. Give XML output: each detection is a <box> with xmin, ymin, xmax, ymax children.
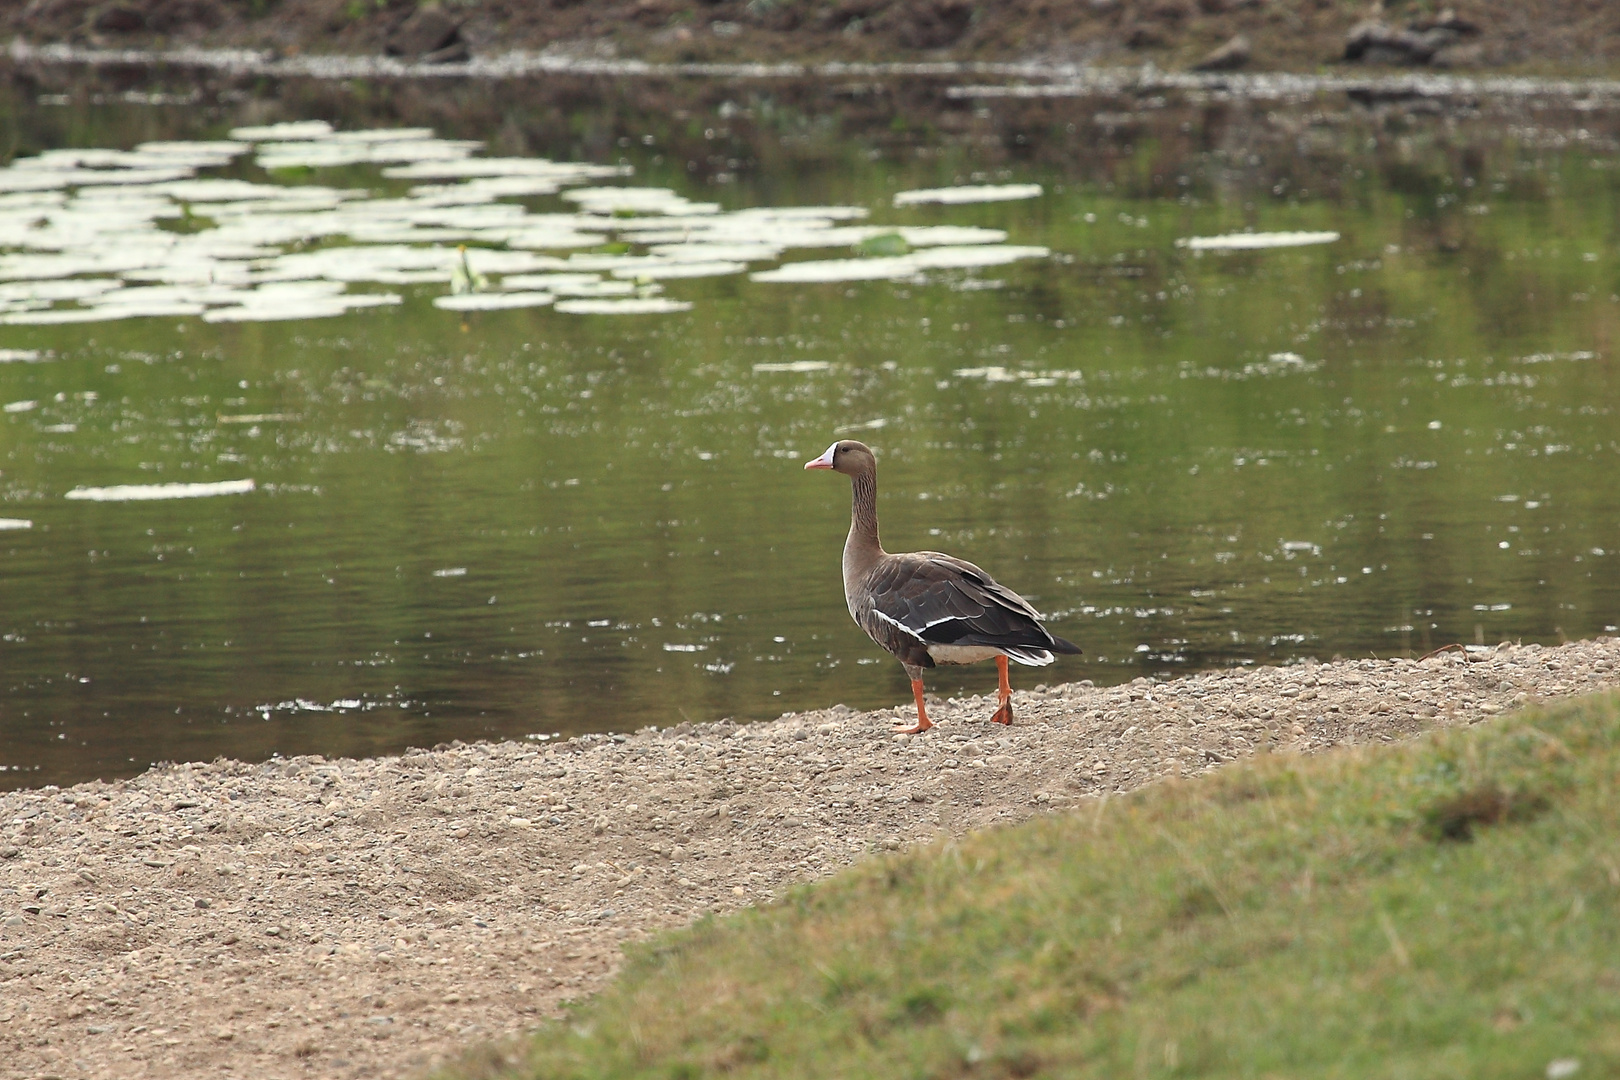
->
<box><xmin>805</xmin><ymin>439</ymin><xmax>1081</xmax><ymax>734</ymax></box>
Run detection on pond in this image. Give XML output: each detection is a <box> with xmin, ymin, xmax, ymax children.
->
<box><xmin>2</xmin><ymin>71</ymin><xmax>1618</xmax><ymax>789</ymax></box>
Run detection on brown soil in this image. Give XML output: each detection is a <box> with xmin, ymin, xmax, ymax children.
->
<box><xmin>5</xmin><ymin>0</ymin><xmax>1620</xmax><ymax>75</ymax></box>
<box><xmin>2</xmin><ymin>636</ymin><xmax>1617</xmax><ymax>1079</ymax></box>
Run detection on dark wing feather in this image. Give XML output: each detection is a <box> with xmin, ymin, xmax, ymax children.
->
<box><xmin>855</xmin><ymin>552</ymin><xmax>1081</xmax><ymax>663</ymax></box>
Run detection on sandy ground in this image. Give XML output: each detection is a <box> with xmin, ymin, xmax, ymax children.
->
<box><xmin>3</xmin><ymin>636</ymin><xmax>1618</xmax><ymax>1080</ymax></box>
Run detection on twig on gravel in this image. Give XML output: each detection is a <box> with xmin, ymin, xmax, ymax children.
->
<box><xmin>1418</xmin><ymin>643</ymin><xmax>1467</xmax><ymax>661</ymax></box>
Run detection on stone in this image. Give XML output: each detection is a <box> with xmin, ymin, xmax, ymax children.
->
<box><xmin>1192</xmin><ymin>34</ymin><xmax>1250</xmax><ymax>72</ymax></box>
<box><xmin>1344</xmin><ymin>12</ymin><xmax>1479</xmax><ymax>66</ymax></box>
<box><xmin>1429</xmin><ymin>42</ymin><xmax>1484</xmax><ymax>68</ymax></box>
<box><xmin>91</xmin><ymin>2</ymin><xmax>145</xmax><ymax>32</ymax></box>
<box><xmin>384</xmin><ymin>6</ymin><xmax>462</xmax><ymax>58</ymax></box>
<box><xmin>890</xmin><ymin>0</ymin><xmax>975</xmax><ymax>50</ymax></box>
<box><xmin>421</xmin><ymin>39</ymin><xmax>469</xmax><ymax>64</ymax></box>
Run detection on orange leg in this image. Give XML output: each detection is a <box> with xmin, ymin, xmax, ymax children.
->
<box><xmin>989</xmin><ymin>655</ymin><xmax>1014</xmax><ymax>725</ymax></box>
<box><xmin>894</xmin><ymin>678</ymin><xmax>934</xmax><ymax>734</ymax></box>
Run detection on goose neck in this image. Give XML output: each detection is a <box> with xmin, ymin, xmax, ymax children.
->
<box><xmin>844</xmin><ymin>471</ymin><xmax>883</xmax><ymax>571</ymax></box>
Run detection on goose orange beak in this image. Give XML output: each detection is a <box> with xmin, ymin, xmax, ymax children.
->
<box><xmin>804</xmin><ymin>447</ymin><xmax>835</xmax><ymax>470</ymax></box>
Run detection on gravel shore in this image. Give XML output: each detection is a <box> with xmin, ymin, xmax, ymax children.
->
<box><xmin>3</xmin><ymin>636</ymin><xmax>1617</xmax><ymax>1080</ymax></box>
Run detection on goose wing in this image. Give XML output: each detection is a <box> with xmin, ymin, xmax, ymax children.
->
<box><xmin>859</xmin><ymin>552</ymin><xmax>1080</xmax><ymax>664</ymax></box>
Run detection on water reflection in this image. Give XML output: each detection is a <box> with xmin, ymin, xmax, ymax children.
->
<box><xmin>1</xmin><ymin>74</ymin><xmax>1619</xmax><ymax>788</ymax></box>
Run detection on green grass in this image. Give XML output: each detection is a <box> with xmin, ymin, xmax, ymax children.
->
<box><xmin>447</xmin><ymin>695</ymin><xmax>1620</xmax><ymax>1080</ymax></box>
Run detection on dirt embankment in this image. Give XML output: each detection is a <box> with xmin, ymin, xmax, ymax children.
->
<box><xmin>2</xmin><ymin>636</ymin><xmax>1617</xmax><ymax>1080</ymax></box>
<box><xmin>5</xmin><ymin>0</ymin><xmax>1620</xmax><ymax>75</ymax></box>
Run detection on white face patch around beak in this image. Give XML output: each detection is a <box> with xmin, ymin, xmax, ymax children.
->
<box><xmin>804</xmin><ymin>441</ymin><xmax>838</xmax><ymax>470</ymax></box>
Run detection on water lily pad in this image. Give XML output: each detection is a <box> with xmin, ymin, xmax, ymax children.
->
<box><xmin>750</xmin><ymin>244</ymin><xmax>1048</xmax><ymax>283</ymax></box>
<box><xmin>65</xmin><ymin>479</ymin><xmax>256</xmax><ymax>502</ymax></box>
<box><xmin>0</xmin><ymin>279</ymin><xmax>122</xmax><ymax>302</ymax></box>
<box><xmin>554</xmin><ymin>298</ymin><xmax>694</xmax><ymax>314</ymax></box>
<box><xmin>500</xmin><ymin>274</ymin><xmax>641</xmax><ymax>297</ymax></box>
<box><xmin>2</xmin><ymin>303</ymin><xmax>204</xmax><ymax>324</ymax></box>
<box><xmin>645</xmin><ymin>241</ymin><xmax>783</xmax><ymax>262</ymax></box>
<box><xmin>433</xmin><ymin>291</ymin><xmax>555</xmax><ymax>311</ymax></box>
<box><xmin>753</xmin><ymin>361</ymin><xmax>832</xmax><ymax>373</ymax></box>
<box><xmin>893</xmin><ymin>184</ymin><xmax>1043</xmax><ymax>206</ymax></box>
<box><xmin>1176</xmin><ymin>231</ymin><xmax>1340</xmax><ymax>251</ymax></box>
<box><xmin>381</xmin><ymin>159</ymin><xmax>628</xmax><ymax>182</ymax></box>
<box><xmin>609</xmin><ymin>260</ymin><xmax>747</xmax><ymax>280</ymax></box>
<box><xmin>562</xmin><ymin>187</ymin><xmax>720</xmax><ymax>216</ymax></box>
<box><xmin>228</xmin><ymin>121</ymin><xmax>335</xmax><ymax>141</ymax></box>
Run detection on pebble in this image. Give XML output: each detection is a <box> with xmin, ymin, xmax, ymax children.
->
<box><xmin>0</xmin><ymin>637</ymin><xmax>1615</xmax><ymax>1079</ymax></box>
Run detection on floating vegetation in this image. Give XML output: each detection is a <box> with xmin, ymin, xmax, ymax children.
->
<box><xmin>433</xmin><ymin>291</ymin><xmax>554</xmax><ymax>311</ymax></box>
<box><xmin>751</xmin><ymin>245</ymin><xmax>1049</xmax><ymax>283</ymax></box>
<box><xmin>1176</xmin><ymin>231</ymin><xmax>1341</xmax><ymax>251</ymax></box>
<box><xmin>610</xmin><ymin>260</ymin><xmax>748</xmax><ymax>280</ymax></box>
<box><xmin>562</xmin><ymin>186</ymin><xmax>720</xmax><ymax>216</ymax></box>
<box><xmin>854</xmin><ymin>232</ymin><xmax>910</xmax><ymax>257</ymax></box>
<box><xmin>499</xmin><ymin>273</ymin><xmax>640</xmax><ymax>297</ymax></box>
<box><xmin>554</xmin><ymin>298</ymin><xmax>694</xmax><ymax>315</ymax></box>
<box><xmin>753</xmin><ymin>360</ymin><xmax>832</xmax><ymax>373</ymax></box>
<box><xmin>893</xmin><ymin>183</ymin><xmax>1043</xmax><ymax>206</ymax></box>
<box><xmin>0</xmin><ymin>124</ymin><xmax>1052</xmax><ymax>324</ymax></box>
<box><xmin>64</xmin><ymin>479</ymin><xmax>256</xmax><ymax>502</ymax></box>
<box><xmin>449</xmin><ymin>245</ymin><xmax>489</xmax><ymax>295</ymax></box>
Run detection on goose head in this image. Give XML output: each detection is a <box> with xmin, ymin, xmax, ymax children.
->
<box><xmin>803</xmin><ymin>439</ymin><xmax>876</xmax><ymax>477</ymax></box>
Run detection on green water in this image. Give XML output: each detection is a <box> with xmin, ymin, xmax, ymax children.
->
<box><xmin>3</xmin><ymin>77</ymin><xmax>1619</xmax><ymax>788</ymax></box>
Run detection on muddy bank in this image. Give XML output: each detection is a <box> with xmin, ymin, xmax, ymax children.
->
<box><xmin>2</xmin><ymin>635</ymin><xmax>1617</xmax><ymax>1079</ymax></box>
<box><xmin>4</xmin><ymin>0</ymin><xmax>1620</xmax><ymax>76</ymax></box>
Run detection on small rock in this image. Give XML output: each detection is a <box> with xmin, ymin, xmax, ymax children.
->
<box><xmin>1124</xmin><ymin>23</ymin><xmax>1167</xmax><ymax>49</ymax></box>
<box><xmin>145</xmin><ymin>0</ymin><xmax>226</xmax><ymax>33</ymax></box>
<box><xmin>1192</xmin><ymin>34</ymin><xmax>1250</xmax><ymax>72</ymax></box>
<box><xmin>422</xmin><ymin>39</ymin><xmax>470</xmax><ymax>64</ymax></box>
<box><xmin>1429</xmin><ymin>42</ymin><xmax>1484</xmax><ymax>68</ymax></box>
<box><xmin>92</xmin><ymin>3</ymin><xmax>146</xmax><ymax>32</ymax></box>
<box><xmin>384</xmin><ymin>7</ymin><xmax>462</xmax><ymax>58</ymax></box>
<box><xmin>1343</xmin><ymin>13</ymin><xmax>1477</xmax><ymax>66</ymax></box>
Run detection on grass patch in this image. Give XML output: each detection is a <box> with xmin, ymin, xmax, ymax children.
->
<box><xmin>447</xmin><ymin>694</ymin><xmax>1620</xmax><ymax>1080</ymax></box>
